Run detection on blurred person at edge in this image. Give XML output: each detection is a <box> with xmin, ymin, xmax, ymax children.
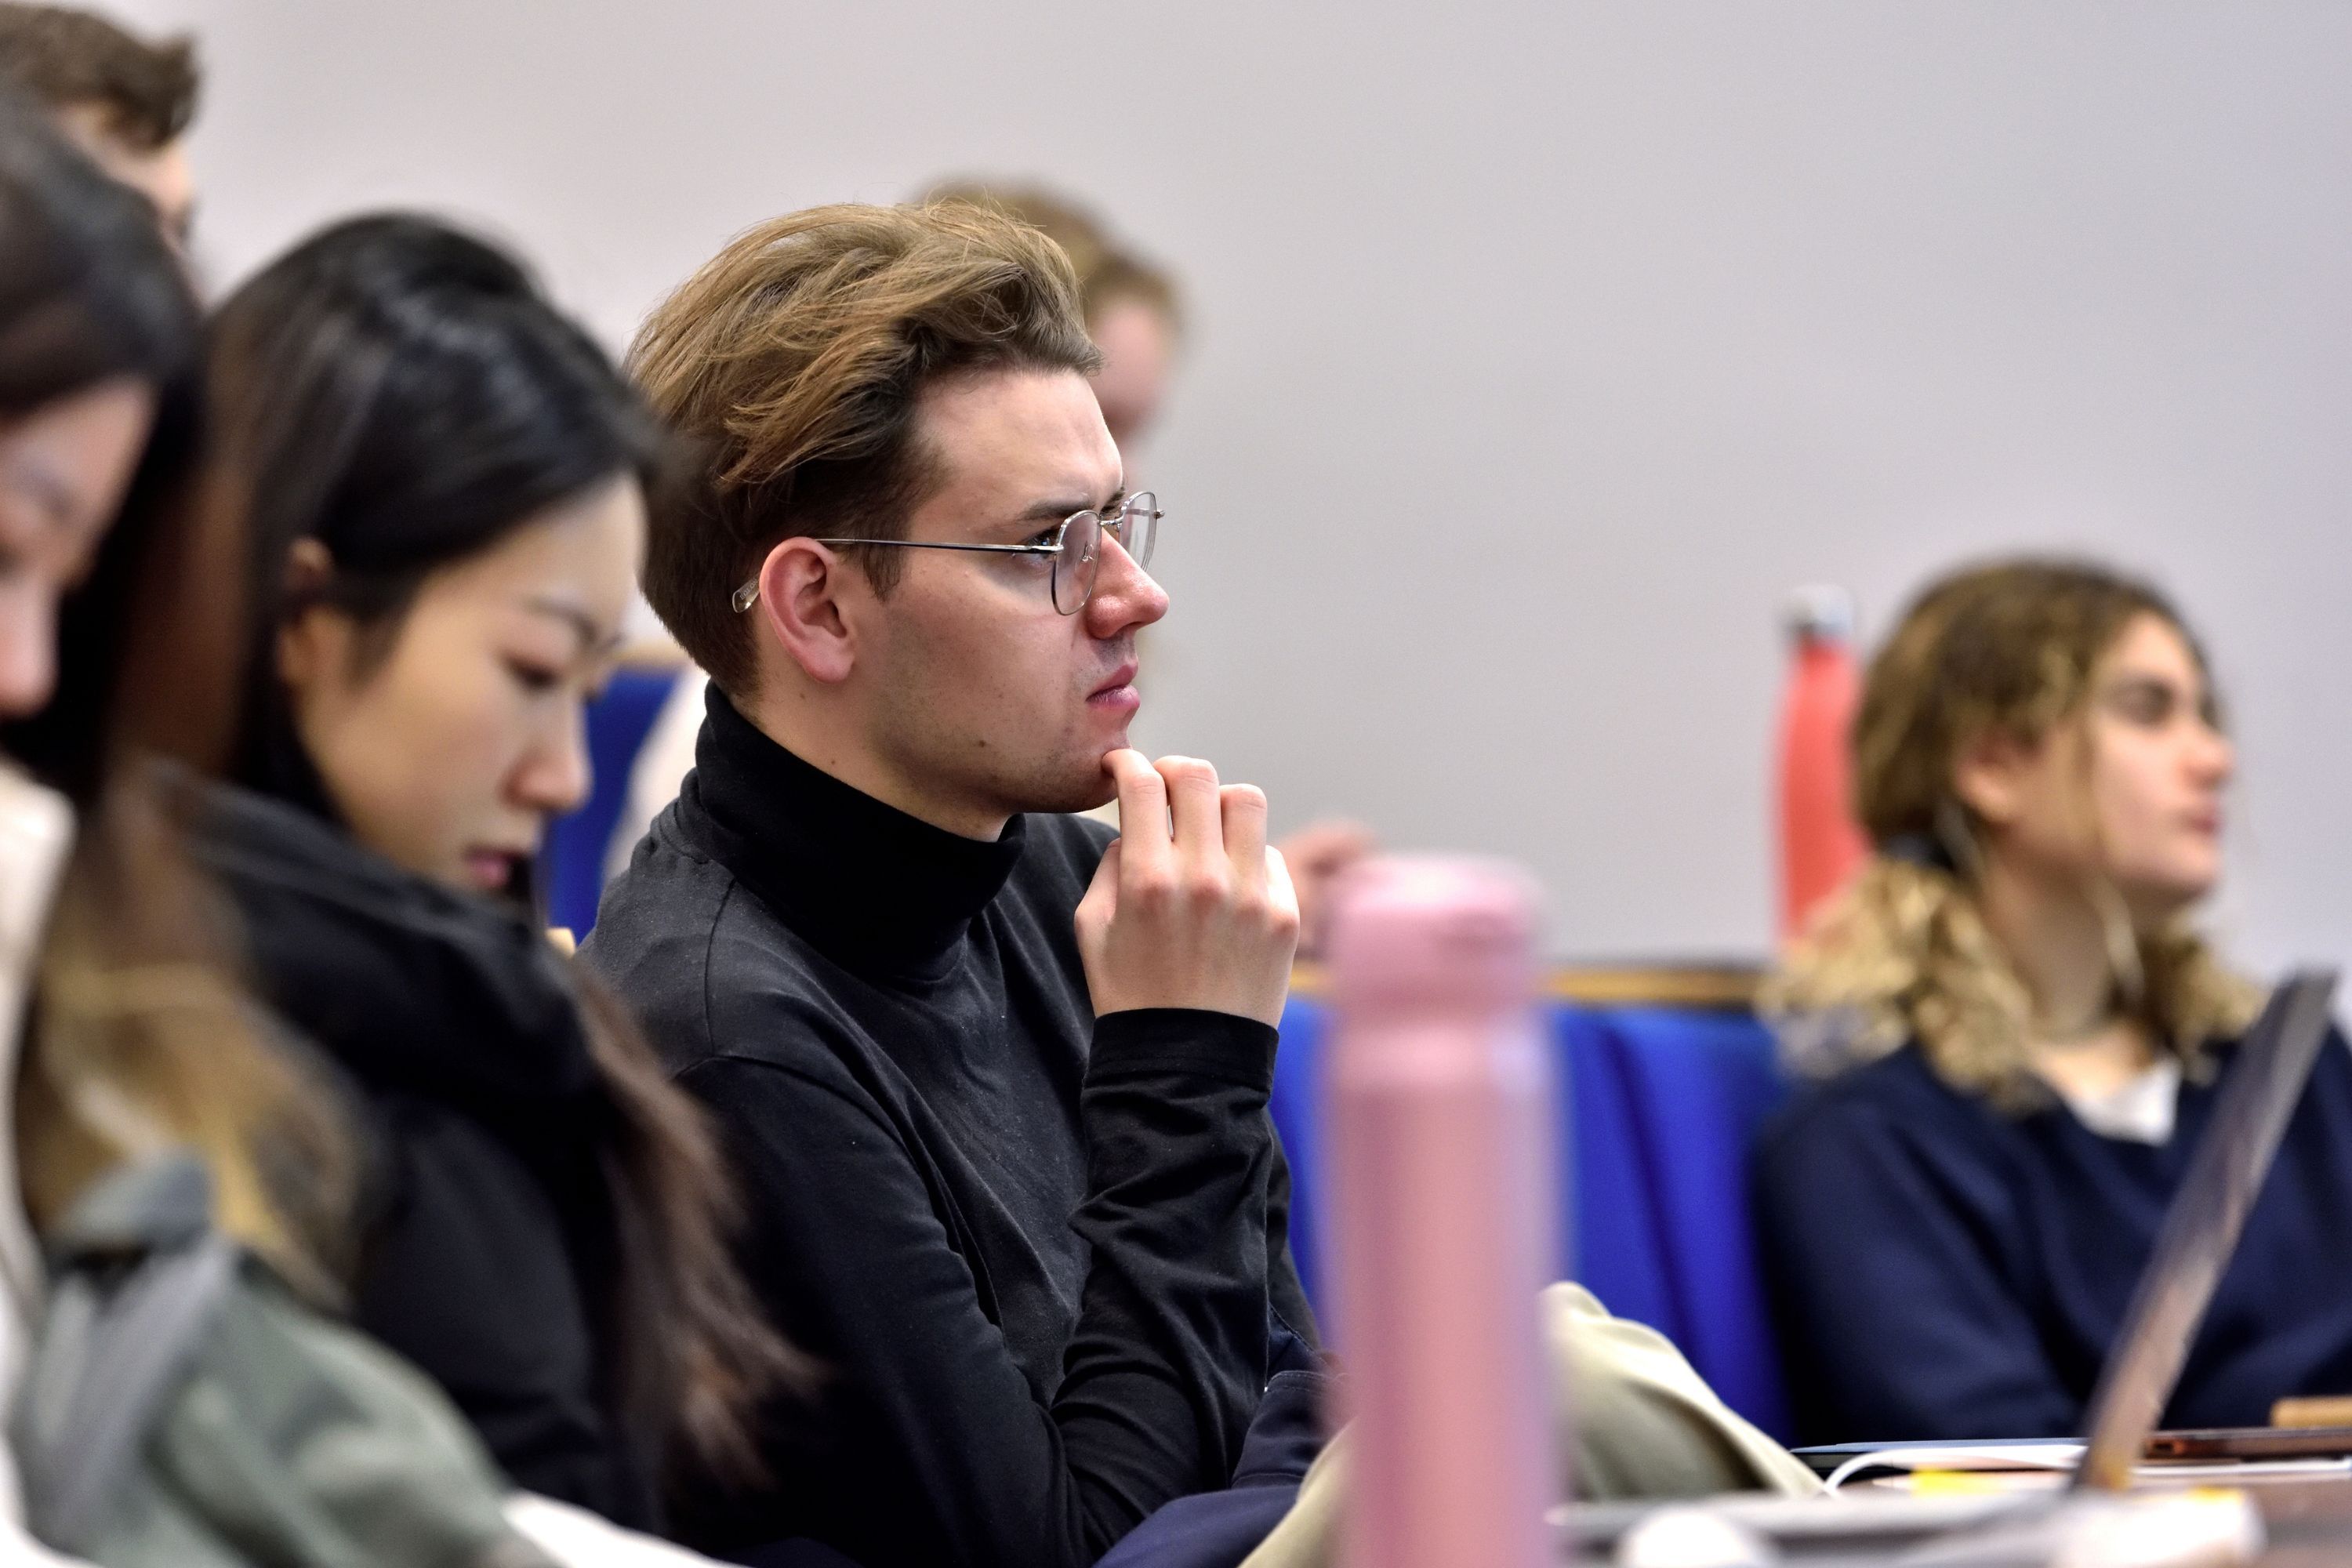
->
<box><xmin>610</xmin><ymin>184</ymin><xmax>1370</xmax><ymax>951</ymax></box>
<box><xmin>0</xmin><ymin>86</ymin><xmax>292</xmax><ymax>1566</ymax></box>
<box><xmin>187</xmin><ymin>214</ymin><xmax>803</xmax><ymax>1535</ymax></box>
<box><xmin>1753</xmin><ymin>558</ymin><xmax>2352</xmax><ymax>1446</ymax></box>
<box><xmin>0</xmin><ymin>3</ymin><xmax>196</xmax><ymax>244</ymax></box>
<box><xmin>926</xmin><ymin>182</ymin><xmax>1181</xmax><ymax>454</ymax></box>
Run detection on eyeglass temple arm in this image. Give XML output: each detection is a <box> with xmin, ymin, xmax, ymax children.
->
<box><xmin>808</xmin><ymin>539</ymin><xmax>1062</xmax><ymax>555</ymax></box>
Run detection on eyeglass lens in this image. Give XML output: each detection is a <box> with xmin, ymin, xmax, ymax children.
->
<box><xmin>1051</xmin><ymin>511</ymin><xmax>1101</xmax><ymax>615</ymax></box>
<box><xmin>1115</xmin><ymin>492</ymin><xmax>1157</xmax><ymax>571</ymax></box>
<box><xmin>1047</xmin><ymin>494</ymin><xmax>1158</xmax><ymax>615</ymax></box>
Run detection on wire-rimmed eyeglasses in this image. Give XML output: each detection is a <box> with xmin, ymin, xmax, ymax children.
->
<box><xmin>731</xmin><ymin>492</ymin><xmax>1161</xmax><ymax>618</ymax></box>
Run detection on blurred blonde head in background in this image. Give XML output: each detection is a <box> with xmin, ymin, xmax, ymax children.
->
<box><xmin>924</xmin><ymin>181</ymin><xmax>1180</xmax><ymax>452</ymax></box>
<box><xmin>1768</xmin><ymin>557</ymin><xmax>2259</xmax><ymax>1107</ymax></box>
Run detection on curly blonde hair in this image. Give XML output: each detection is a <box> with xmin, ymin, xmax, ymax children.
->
<box><xmin>1763</xmin><ymin>558</ymin><xmax>2259</xmax><ymax>1109</ymax></box>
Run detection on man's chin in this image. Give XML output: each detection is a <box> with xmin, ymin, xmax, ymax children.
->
<box><xmin>1036</xmin><ymin>771</ymin><xmax>1118</xmax><ymax>816</ymax></box>
<box><xmin>1014</xmin><ymin>753</ymin><xmax>1120</xmax><ymax>817</ymax></box>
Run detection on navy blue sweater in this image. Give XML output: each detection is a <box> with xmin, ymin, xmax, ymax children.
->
<box><xmin>1753</xmin><ymin>1031</ymin><xmax>2352</xmax><ymax>1446</ymax></box>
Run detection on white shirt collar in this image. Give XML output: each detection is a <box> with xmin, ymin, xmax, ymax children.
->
<box><xmin>2049</xmin><ymin>1053</ymin><xmax>2183</xmax><ymax>1145</ymax></box>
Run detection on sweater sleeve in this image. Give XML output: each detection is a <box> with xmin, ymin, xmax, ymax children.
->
<box><xmin>672</xmin><ymin>1007</ymin><xmax>1279</xmax><ymax>1568</ymax></box>
<box><xmin>1752</xmin><ymin>1093</ymin><xmax>2080</xmax><ymax>1444</ymax></box>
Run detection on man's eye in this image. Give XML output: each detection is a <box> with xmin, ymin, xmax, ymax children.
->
<box><xmin>1028</xmin><ymin>528</ymin><xmax>1062</xmax><ymax>550</ymax></box>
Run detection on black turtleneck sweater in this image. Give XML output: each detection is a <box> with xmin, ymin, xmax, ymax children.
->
<box><xmin>582</xmin><ymin>688</ymin><xmax>1316</xmax><ymax>1568</ymax></box>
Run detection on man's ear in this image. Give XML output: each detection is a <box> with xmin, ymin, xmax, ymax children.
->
<box><xmin>1952</xmin><ymin>728</ymin><xmax>2034</xmax><ymax>829</ymax></box>
<box><xmin>754</xmin><ymin>537</ymin><xmax>858</xmax><ymax>685</ymax></box>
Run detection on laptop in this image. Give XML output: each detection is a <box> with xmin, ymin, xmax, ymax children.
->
<box><xmin>1560</xmin><ymin>969</ymin><xmax>2341</xmax><ymax>1559</ymax></box>
<box><xmin>2071</xmin><ymin>969</ymin><xmax>2342</xmax><ymax>1489</ymax></box>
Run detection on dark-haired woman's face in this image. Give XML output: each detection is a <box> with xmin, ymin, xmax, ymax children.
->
<box><xmin>276</xmin><ymin>475</ymin><xmax>644</xmax><ymax>897</ymax></box>
<box><xmin>0</xmin><ymin>377</ymin><xmax>156</xmax><ymax>719</ymax></box>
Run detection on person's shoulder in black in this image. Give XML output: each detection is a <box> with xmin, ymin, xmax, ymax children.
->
<box><xmin>188</xmin><ymin>776</ymin><xmax>664</xmax><ymax>1527</ymax></box>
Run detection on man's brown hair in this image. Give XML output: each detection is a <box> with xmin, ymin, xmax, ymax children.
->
<box><xmin>0</xmin><ymin>3</ymin><xmax>198</xmax><ymax>150</ymax></box>
<box><xmin>630</xmin><ymin>201</ymin><xmax>1100</xmax><ymax>695</ymax></box>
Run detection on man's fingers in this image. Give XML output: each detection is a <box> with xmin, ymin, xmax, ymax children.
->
<box><xmin>1075</xmin><ymin>837</ymin><xmax>1121</xmax><ymax>941</ymax></box>
<box><xmin>1219</xmin><ymin>784</ymin><xmax>1269</xmax><ymax>891</ymax></box>
<box><xmin>1265</xmin><ymin>844</ymin><xmax>1302</xmax><ymax>937</ymax></box>
<box><xmin>1105</xmin><ymin>750</ymin><xmax>1171</xmax><ymax>875</ymax></box>
<box><xmin>1156</xmin><ymin>755</ymin><xmax>1223</xmax><ymax>868</ymax></box>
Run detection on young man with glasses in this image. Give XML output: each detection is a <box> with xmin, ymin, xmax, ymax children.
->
<box><xmin>583</xmin><ymin>201</ymin><xmax>1316</xmax><ymax>1568</ymax></box>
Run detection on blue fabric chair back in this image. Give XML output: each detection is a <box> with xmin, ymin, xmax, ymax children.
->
<box><xmin>539</xmin><ymin>665</ymin><xmax>682</xmax><ymax>938</ymax></box>
<box><xmin>1558</xmin><ymin>1007</ymin><xmax>1676</xmax><ymax>1338</ymax></box>
<box><xmin>1588</xmin><ymin>1006</ymin><xmax>1792</xmax><ymax>1438</ymax></box>
<box><xmin>1267</xmin><ymin>997</ymin><xmax>1330</xmax><ymax>1323</ymax></box>
<box><xmin>1269</xmin><ymin>994</ymin><xmax>1793</xmax><ymax>1439</ymax></box>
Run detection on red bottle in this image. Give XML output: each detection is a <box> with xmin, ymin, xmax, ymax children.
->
<box><xmin>1326</xmin><ymin>857</ymin><xmax>1558</xmax><ymax>1568</ymax></box>
<box><xmin>1776</xmin><ymin>585</ymin><xmax>1869</xmax><ymax>943</ymax></box>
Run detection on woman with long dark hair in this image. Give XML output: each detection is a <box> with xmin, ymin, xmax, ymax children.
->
<box><xmin>187</xmin><ymin>212</ymin><xmax>797</xmax><ymax>1533</ymax></box>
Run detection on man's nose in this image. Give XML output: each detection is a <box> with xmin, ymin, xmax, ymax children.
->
<box><xmin>1083</xmin><ymin>535</ymin><xmax>1168</xmax><ymax>637</ymax></box>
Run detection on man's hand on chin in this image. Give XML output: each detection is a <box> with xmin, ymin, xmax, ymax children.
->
<box><xmin>1075</xmin><ymin>749</ymin><xmax>1299</xmax><ymax>1027</ymax></box>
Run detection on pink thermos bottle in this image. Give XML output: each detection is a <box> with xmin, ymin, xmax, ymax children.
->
<box><xmin>1776</xmin><ymin>585</ymin><xmax>1868</xmax><ymax>944</ymax></box>
<box><xmin>1326</xmin><ymin>857</ymin><xmax>1558</xmax><ymax>1568</ymax></box>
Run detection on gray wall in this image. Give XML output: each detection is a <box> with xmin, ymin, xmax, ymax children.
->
<box><xmin>112</xmin><ymin>2</ymin><xmax>2352</xmax><ymax>971</ymax></box>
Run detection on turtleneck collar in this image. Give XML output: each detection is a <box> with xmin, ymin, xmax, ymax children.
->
<box><xmin>688</xmin><ymin>685</ymin><xmax>1028</xmax><ymax>985</ymax></box>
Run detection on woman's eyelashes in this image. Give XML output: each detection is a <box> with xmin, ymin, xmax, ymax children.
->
<box><xmin>504</xmin><ymin>655</ymin><xmax>566</xmax><ymax>696</ymax></box>
<box><xmin>506</xmin><ymin>643</ymin><xmax>619</xmax><ymax>700</ymax></box>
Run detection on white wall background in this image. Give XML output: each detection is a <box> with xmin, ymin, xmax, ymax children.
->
<box><xmin>106</xmin><ymin>1</ymin><xmax>2352</xmax><ymax>971</ymax></box>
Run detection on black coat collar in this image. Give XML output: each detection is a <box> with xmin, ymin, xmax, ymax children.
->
<box><xmin>684</xmin><ymin>686</ymin><xmax>1027</xmax><ymax>985</ymax></box>
<box><xmin>189</xmin><ymin>778</ymin><xmax>601</xmax><ymax>1113</ymax></box>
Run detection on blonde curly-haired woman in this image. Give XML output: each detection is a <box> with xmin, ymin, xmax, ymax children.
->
<box><xmin>1753</xmin><ymin>557</ymin><xmax>2352</xmax><ymax>1446</ymax></box>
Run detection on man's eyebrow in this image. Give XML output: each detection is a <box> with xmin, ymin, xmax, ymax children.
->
<box><xmin>1011</xmin><ymin>486</ymin><xmax>1128</xmax><ymax>524</ymax></box>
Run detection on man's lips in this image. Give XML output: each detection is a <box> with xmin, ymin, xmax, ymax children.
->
<box><xmin>1088</xmin><ymin>661</ymin><xmax>1140</xmax><ymax>710</ymax></box>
